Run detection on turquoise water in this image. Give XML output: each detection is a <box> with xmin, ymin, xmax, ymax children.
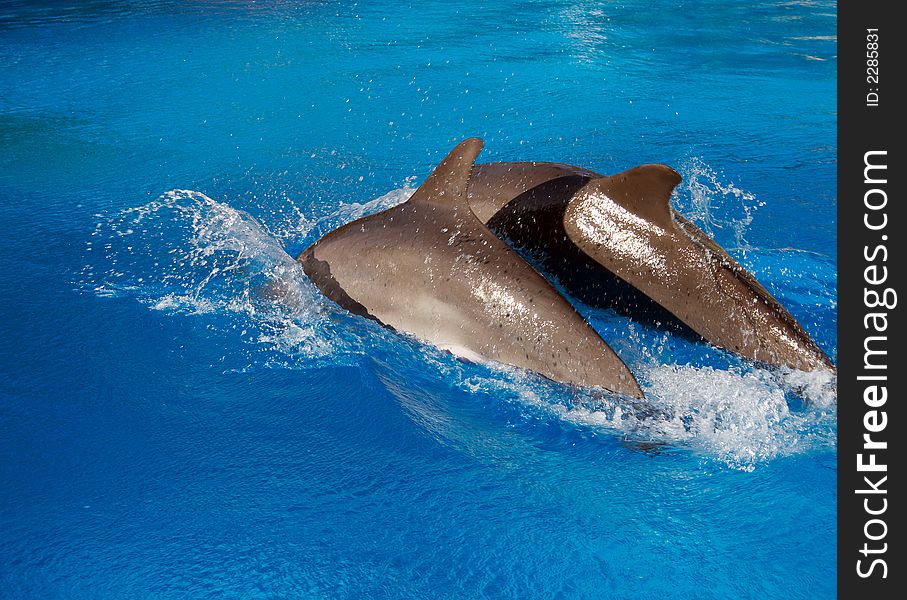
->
<box><xmin>1</xmin><ymin>1</ymin><xmax>836</xmax><ymax>598</ymax></box>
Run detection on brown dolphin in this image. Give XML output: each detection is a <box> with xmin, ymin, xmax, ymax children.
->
<box><xmin>467</xmin><ymin>160</ymin><xmax>833</xmax><ymax>372</ymax></box>
<box><xmin>297</xmin><ymin>139</ymin><xmax>644</xmax><ymax>398</ymax></box>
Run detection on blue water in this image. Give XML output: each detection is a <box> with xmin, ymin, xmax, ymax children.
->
<box><xmin>1</xmin><ymin>1</ymin><xmax>837</xmax><ymax>598</ymax></box>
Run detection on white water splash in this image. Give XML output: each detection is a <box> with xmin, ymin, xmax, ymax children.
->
<box><xmin>330</xmin><ymin>181</ymin><xmax>416</xmax><ymax>224</ymax></box>
<box><xmin>85</xmin><ymin>189</ymin><xmax>346</xmax><ymax>361</ymax></box>
<box><xmin>675</xmin><ymin>156</ymin><xmax>765</xmax><ymax>251</ymax></box>
<box><xmin>453</xmin><ymin>355</ymin><xmax>835</xmax><ymax>472</ymax></box>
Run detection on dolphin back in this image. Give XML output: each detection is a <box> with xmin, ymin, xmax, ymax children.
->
<box><xmin>562</xmin><ymin>168</ymin><xmax>833</xmax><ymax>371</ymax></box>
<box><xmin>299</xmin><ymin>139</ymin><xmax>644</xmax><ymax>398</ymax></box>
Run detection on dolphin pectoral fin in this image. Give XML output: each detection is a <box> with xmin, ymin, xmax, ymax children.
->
<box><xmin>578</xmin><ymin>165</ymin><xmax>682</xmax><ymax>230</ymax></box>
<box><xmin>408</xmin><ymin>137</ymin><xmax>484</xmax><ymax>208</ymax></box>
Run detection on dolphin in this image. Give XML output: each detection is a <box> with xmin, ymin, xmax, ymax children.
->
<box><xmin>297</xmin><ymin>139</ymin><xmax>644</xmax><ymax>398</ymax></box>
<box><xmin>467</xmin><ymin>160</ymin><xmax>833</xmax><ymax>372</ymax></box>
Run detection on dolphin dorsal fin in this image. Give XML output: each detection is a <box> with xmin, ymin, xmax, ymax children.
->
<box><xmin>408</xmin><ymin>138</ymin><xmax>484</xmax><ymax>208</ymax></box>
<box><xmin>579</xmin><ymin>164</ymin><xmax>681</xmax><ymax>229</ymax></box>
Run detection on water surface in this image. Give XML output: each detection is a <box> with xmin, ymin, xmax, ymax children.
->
<box><xmin>1</xmin><ymin>1</ymin><xmax>836</xmax><ymax>598</ymax></box>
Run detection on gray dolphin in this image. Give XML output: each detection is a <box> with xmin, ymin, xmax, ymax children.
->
<box><xmin>467</xmin><ymin>161</ymin><xmax>833</xmax><ymax>372</ymax></box>
<box><xmin>297</xmin><ymin>139</ymin><xmax>644</xmax><ymax>398</ymax></box>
